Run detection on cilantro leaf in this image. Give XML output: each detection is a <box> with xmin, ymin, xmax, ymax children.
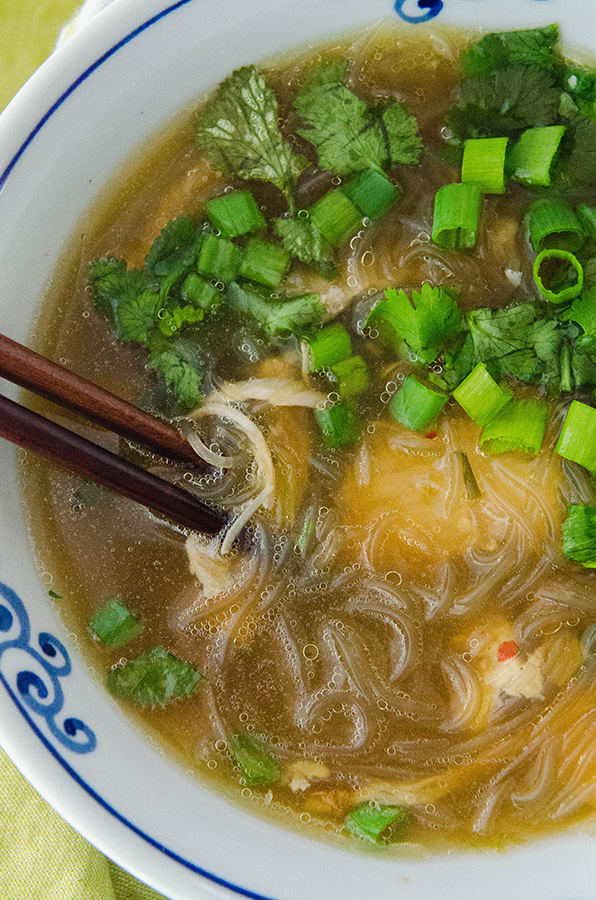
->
<box><xmin>228</xmin><ymin>732</ymin><xmax>282</xmax><ymax>785</ymax></box>
<box><xmin>149</xmin><ymin>350</ymin><xmax>202</xmax><ymax>409</ymax></box>
<box><xmin>157</xmin><ymin>304</ymin><xmax>204</xmax><ymax>337</ymax></box>
<box><xmin>148</xmin><ymin>331</ymin><xmax>203</xmax><ymax>410</ymax></box>
<box><xmin>273</xmin><ymin>215</ymin><xmax>336</xmax><ymax>277</ymax></box>
<box><xmin>88</xmin><ymin>257</ymin><xmax>159</xmax><ymax>342</ymax></box>
<box><xmin>561</xmin><ymin>65</ymin><xmax>596</xmax><ymax>119</ymax></box>
<box><xmin>559</xmin><ymin>110</ymin><xmax>596</xmax><ymax>186</ymax></box>
<box><xmin>571</xmin><ymin>334</ymin><xmax>596</xmax><ymax>389</ymax></box>
<box><xmin>107</xmin><ymin>646</ymin><xmax>203</xmax><ymax>708</ymax></box>
<box><xmin>570</xmin><ymin>286</ymin><xmax>596</xmax><ymax>336</ymax></box>
<box><xmin>379</xmin><ymin>101</ymin><xmax>424</xmax><ymax>167</ymax></box>
<box><xmin>227</xmin><ymin>280</ymin><xmax>323</xmax><ymax>337</ymax></box>
<box><xmin>369</xmin><ymin>284</ymin><xmax>461</xmax><ymax>364</ymax></box>
<box><xmin>440</xmin><ymin>331</ymin><xmax>476</xmax><ymax>389</ymax></box>
<box><xmin>465</xmin><ymin>302</ymin><xmax>561</xmax><ymax>386</ymax></box>
<box><xmin>117</xmin><ymin>291</ymin><xmax>161</xmax><ymax>343</ymax></box>
<box><xmin>195</xmin><ymin>66</ymin><xmax>306</xmax><ymax>205</ymax></box>
<box><xmin>145</xmin><ymin>215</ymin><xmax>201</xmax><ymax>287</ymax></box>
<box><xmin>462</xmin><ymin>25</ymin><xmax>559</xmax><ymax>78</ymax></box>
<box><xmin>584</xmin><ymin>257</ymin><xmax>596</xmax><ymax>292</ymax></box>
<box><xmin>447</xmin><ymin>65</ymin><xmax>561</xmax><ymax>141</ymax></box>
<box><xmin>294</xmin><ymin>58</ymin><xmax>421</xmax><ymax>176</ymax></box>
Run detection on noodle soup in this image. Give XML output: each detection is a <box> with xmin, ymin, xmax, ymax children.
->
<box><xmin>21</xmin><ymin>22</ymin><xmax>596</xmax><ymax>850</ymax></box>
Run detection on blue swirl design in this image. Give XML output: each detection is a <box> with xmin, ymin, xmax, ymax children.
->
<box><xmin>394</xmin><ymin>0</ymin><xmax>552</xmax><ymax>24</ymax></box>
<box><xmin>0</xmin><ymin>581</ymin><xmax>96</xmax><ymax>754</ymax></box>
<box><xmin>394</xmin><ymin>0</ymin><xmax>444</xmax><ymax>23</ymax></box>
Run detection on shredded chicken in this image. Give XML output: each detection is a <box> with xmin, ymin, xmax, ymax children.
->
<box><xmin>185</xmin><ymin>533</ymin><xmax>235</xmax><ymax>599</ymax></box>
<box><xmin>355</xmin><ymin>769</ymin><xmax>469</xmax><ymax>807</ymax></box>
<box><xmin>484</xmin><ymin>647</ymin><xmax>546</xmax><ymax>700</ymax></box>
<box><xmin>466</xmin><ymin>615</ymin><xmax>583</xmax><ymax>714</ymax></box>
<box><xmin>187</xmin><ymin>397</ymin><xmax>276</xmax><ymax>553</ymax></box>
<box><xmin>285</xmin><ymin>760</ymin><xmax>331</xmax><ymax>793</ymax></box>
<box><xmin>220</xmin><ymin>378</ymin><xmax>325</xmax><ymax>408</ymax></box>
<box><xmin>256</xmin><ymin>358</ymin><xmax>312</xmax><ymax>531</ymax></box>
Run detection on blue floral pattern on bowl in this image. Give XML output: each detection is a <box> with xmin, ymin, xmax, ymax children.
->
<box><xmin>394</xmin><ymin>0</ymin><xmax>552</xmax><ymax>24</ymax></box>
<box><xmin>0</xmin><ymin>581</ymin><xmax>96</xmax><ymax>754</ymax></box>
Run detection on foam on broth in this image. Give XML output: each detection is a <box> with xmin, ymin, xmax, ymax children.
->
<box><xmin>19</xmin><ymin>23</ymin><xmax>596</xmax><ymax>851</ymax></box>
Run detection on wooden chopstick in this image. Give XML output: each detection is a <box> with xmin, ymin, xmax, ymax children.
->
<box><xmin>0</xmin><ymin>393</ymin><xmax>226</xmax><ymax>535</ymax></box>
<box><xmin>0</xmin><ymin>333</ymin><xmax>200</xmax><ymax>465</ymax></box>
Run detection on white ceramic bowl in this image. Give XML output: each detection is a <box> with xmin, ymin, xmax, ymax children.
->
<box><xmin>2</xmin><ymin>1</ymin><xmax>596</xmax><ymax>898</ymax></box>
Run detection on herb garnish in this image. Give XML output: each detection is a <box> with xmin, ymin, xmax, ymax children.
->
<box><xmin>195</xmin><ymin>66</ymin><xmax>307</xmax><ymax>208</ymax></box>
<box><xmin>294</xmin><ymin>58</ymin><xmax>421</xmax><ymax>175</ymax></box>
<box><xmin>447</xmin><ymin>66</ymin><xmax>561</xmax><ymax>141</ymax></box>
<box><xmin>107</xmin><ymin>646</ymin><xmax>203</xmax><ymax>708</ymax></box>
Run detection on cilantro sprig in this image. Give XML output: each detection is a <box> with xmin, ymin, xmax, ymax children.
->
<box><xmin>447</xmin><ymin>65</ymin><xmax>561</xmax><ymax>141</ymax></box>
<box><xmin>107</xmin><ymin>646</ymin><xmax>203</xmax><ymax>708</ymax></box>
<box><xmin>227</xmin><ymin>281</ymin><xmax>323</xmax><ymax>337</ymax></box>
<box><xmin>273</xmin><ymin>215</ymin><xmax>336</xmax><ymax>278</ymax></box>
<box><xmin>89</xmin><ymin>217</ymin><xmax>207</xmax><ymax>410</ymax></box>
<box><xmin>461</xmin><ymin>24</ymin><xmax>560</xmax><ymax>78</ymax></box>
<box><xmin>463</xmin><ymin>303</ymin><xmax>562</xmax><ymax>386</ymax></box>
<box><xmin>368</xmin><ymin>284</ymin><xmax>461</xmax><ymax>365</ymax></box>
<box><xmin>195</xmin><ymin>66</ymin><xmax>307</xmax><ymax>208</ymax></box>
<box><xmin>294</xmin><ymin>58</ymin><xmax>421</xmax><ymax>176</ymax></box>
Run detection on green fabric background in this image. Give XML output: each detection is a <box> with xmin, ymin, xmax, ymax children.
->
<box><xmin>0</xmin><ymin>2</ymin><xmax>170</xmax><ymax>897</ymax></box>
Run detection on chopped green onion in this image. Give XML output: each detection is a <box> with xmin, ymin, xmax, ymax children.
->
<box><xmin>315</xmin><ymin>402</ymin><xmax>362</xmax><ymax>449</ymax></box>
<box><xmin>346</xmin><ymin>802</ymin><xmax>411</xmax><ymax>845</ymax></box>
<box><xmin>197</xmin><ymin>233</ymin><xmax>242</xmax><ymax>282</ymax></box>
<box><xmin>307</xmin><ymin>323</ymin><xmax>352</xmax><ymax>370</ymax></box>
<box><xmin>342</xmin><ymin>169</ymin><xmax>400</xmax><ymax>220</ymax></box>
<box><xmin>309</xmin><ymin>190</ymin><xmax>362</xmax><ymax>246</ymax></box>
<box><xmin>562</xmin><ymin>505</ymin><xmax>596</xmax><ymax>567</ymax></box>
<box><xmin>239</xmin><ymin>238</ymin><xmax>290</xmax><ymax>287</ymax></box>
<box><xmin>157</xmin><ymin>304</ymin><xmax>204</xmax><ymax>338</ymax></box>
<box><xmin>556</xmin><ymin>400</ymin><xmax>596</xmax><ymax>472</ymax></box>
<box><xmin>479</xmin><ymin>399</ymin><xmax>547</xmax><ymax>455</ymax></box>
<box><xmin>432</xmin><ymin>183</ymin><xmax>482</xmax><ymax>250</ymax></box>
<box><xmin>570</xmin><ymin>285</ymin><xmax>596</xmax><ymax>334</ymax></box>
<box><xmin>453</xmin><ymin>362</ymin><xmax>513</xmax><ymax>427</ymax></box>
<box><xmin>205</xmin><ymin>190</ymin><xmax>266</xmax><ymax>238</ymax></box>
<box><xmin>90</xmin><ymin>597</ymin><xmax>144</xmax><ymax>650</ymax></box>
<box><xmin>526</xmin><ymin>200</ymin><xmax>586</xmax><ymax>253</ymax></box>
<box><xmin>508</xmin><ymin>126</ymin><xmax>566</xmax><ymax>187</ymax></box>
<box><xmin>389</xmin><ymin>375</ymin><xmax>448</xmax><ymax>432</ymax></box>
<box><xmin>577</xmin><ymin>205</ymin><xmax>596</xmax><ymax>240</ymax></box>
<box><xmin>533</xmin><ymin>248</ymin><xmax>584</xmax><ymax>303</ymax></box>
<box><xmin>227</xmin><ymin>733</ymin><xmax>282</xmax><ymax>785</ymax></box>
<box><xmin>329</xmin><ymin>355</ymin><xmax>369</xmax><ymax>399</ymax></box>
<box><xmin>48</xmin><ymin>590</ymin><xmax>63</xmax><ymax>600</ymax></box>
<box><xmin>461</xmin><ymin>137</ymin><xmax>508</xmax><ymax>194</ymax></box>
<box><xmin>455</xmin><ymin>451</ymin><xmax>481</xmax><ymax>500</ymax></box>
<box><xmin>181</xmin><ymin>273</ymin><xmax>223</xmax><ymax>312</ymax></box>
<box><xmin>560</xmin><ymin>343</ymin><xmax>572</xmax><ymax>392</ymax></box>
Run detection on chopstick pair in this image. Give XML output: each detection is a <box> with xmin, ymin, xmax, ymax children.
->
<box><xmin>0</xmin><ymin>333</ymin><xmax>226</xmax><ymax>536</ymax></box>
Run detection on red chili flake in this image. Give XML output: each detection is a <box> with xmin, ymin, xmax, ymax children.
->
<box><xmin>425</xmin><ymin>431</ymin><xmax>438</xmax><ymax>439</ymax></box>
<box><xmin>497</xmin><ymin>640</ymin><xmax>518</xmax><ymax>662</ymax></box>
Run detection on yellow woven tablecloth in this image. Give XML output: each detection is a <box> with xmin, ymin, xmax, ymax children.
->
<box><xmin>0</xmin><ymin>2</ymin><xmax>170</xmax><ymax>897</ymax></box>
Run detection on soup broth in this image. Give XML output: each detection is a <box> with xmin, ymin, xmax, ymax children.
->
<box><xmin>21</xmin><ymin>22</ymin><xmax>596</xmax><ymax>851</ymax></box>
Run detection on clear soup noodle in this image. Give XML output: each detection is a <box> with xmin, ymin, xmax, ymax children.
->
<box><xmin>22</xmin><ymin>21</ymin><xmax>596</xmax><ymax>850</ymax></box>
